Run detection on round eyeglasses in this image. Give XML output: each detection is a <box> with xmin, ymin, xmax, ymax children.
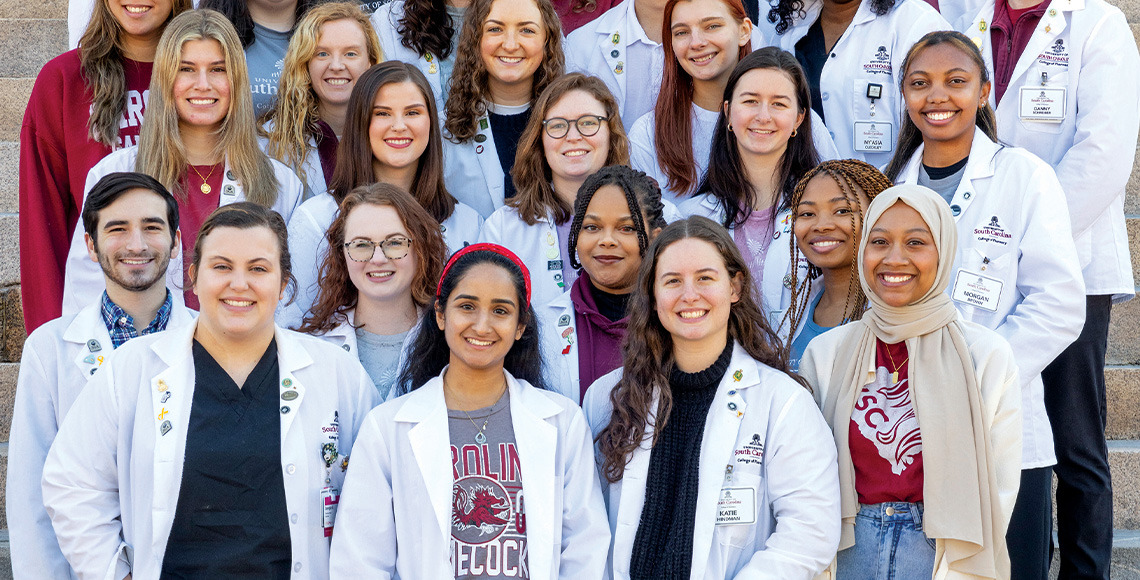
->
<box><xmin>542</xmin><ymin>115</ymin><xmax>608</xmax><ymax>139</ymax></box>
<box><xmin>343</xmin><ymin>236</ymin><xmax>412</xmax><ymax>262</ymax></box>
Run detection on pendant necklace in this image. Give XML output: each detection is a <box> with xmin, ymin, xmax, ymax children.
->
<box><xmin>446</xmin><ymin>377</ymin><xmax>507</xmax><ymax>445</ymax></box>
<box><xmin>885</xmin><ymin>344</ymin><xmax>909</xmax><ymax>384</ymax></box>
<box><xmin>190</xmin><ymin>163</ymin><xmax>219</xmax><ymax>194</ymax></box>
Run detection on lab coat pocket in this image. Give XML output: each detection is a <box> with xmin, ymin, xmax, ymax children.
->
<box><xmin>1017</xmin><ymin>69</ymin><xmax>1069</xmax><ymax>134</ymax></box>
<box><xmin>850</xmin><ymin>80</ymin><xmax>897</xmax><ymax>153</ymax></box>
<box><xmin>716</xmin><ymin>472</ymin><xmax>762</xmax><ymax>550</ymax></box>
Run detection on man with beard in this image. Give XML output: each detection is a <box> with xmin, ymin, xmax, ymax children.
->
<box><xmin>6</xmin><ymin>172</ymin><xmax>196</xmax><ymax>579</ymax></box>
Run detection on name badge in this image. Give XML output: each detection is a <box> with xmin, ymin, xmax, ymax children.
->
<box><xmin>716</xmin><ymin>487</ymin><xmax>757</xmax><ymax>525</ymax></box>
<box><xmin>1019</xmin><ymin>86</ymin><xmax>1066</xmax><ymax>122</ymax></box>
<box><xmin>952</xmin><ymin>269</ymin><xmax>1003</xmax><ymax>312</ymax></box>
<box><xmin>321</xmin><ymin>486</ymin><xmax>340</xmax><ymax>537</ymax></box>
<box><xmin>853</xmin><ymin>121</ymin><xmax>893</xmax><ymax>152</ymax></box>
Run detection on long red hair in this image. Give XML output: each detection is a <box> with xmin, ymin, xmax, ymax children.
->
<box><xmin>655</xmin><ymin>0</ymin><xmax>751</xmax><ymax>196</ymax></box>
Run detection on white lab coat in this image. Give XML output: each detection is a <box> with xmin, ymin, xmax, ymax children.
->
<box><xmin>442</xmin><ymin>114</ymin><xmax>510</xmax><ymax>218</ymax></box>
<box><xmin>564</xmin><ymin>0</ymin><xmax>664</xmax><ymax>131</ymax></box>
<box><xmin>797</xmin><ymin>318</ymin><xmax>1023</xmax><ymax>579</ymax></box>
<box><xmin>282</xmin><ymin>191</ymin><xmax>483</xmax><ymax>327</ymax></box>
<box><xmin>755</xmin><ymin>0</ymin><xmax>949</xmax><ymax>167</ymax></box>
<box><xmin>581</xmin><ymin>343</ymin><xmax>841</xmax><ymax>580</ymax></box>
<box><xmin>259</xmin><ymin>124</ymin><xmax>329</xmax><ymax>201</ymax></box>
<box><xmin>896</xmin><ymin>128</ymin><xmax>1085</xmax><ymax>468</ymax></box>
<box><xmin>960</xmin><ymin>0</ymin><xmax>1139</xmax><ymax>300</ymax></box>
<box><xmin>42</xmin><ymin>321</ymin><xmax>381</xmax><ymax>580</ymax></box>
<box><xmin>537</xmin><ymin>290</ymin><xmax>589</xmax><ymax>404</ymax></box>
<box><xmin>60</xmin><ymin>146</ymin><xmax>305</xmax><ymax>316</ymax></box>
<box><xmin>371</xmin><ymin>0</ymin><xmax>451</xmax><ymax>118</ymax></box>
<box><xmin>7</xmin><ymin>299</ymin><xmax>194</xmax><ymax>580</ymax></box>
<box><xmin>480</xmin><ymin>206</ymin><xmax>574</xmax><ymax>310</ymax></box>
<box><xmin>629</xmin><ymin>106</ymin><xmax>838</xmax><ymax>205</ymax></box>
<box><xmin>678</xmin><ymin>199</ymin><xmax>807</xmax><ymax>331</ymax></box>
<box><xmin>328</xmin><ymin>369</ymin><xmax>611</xmax><ymax>579</ymax></box>
<box><xmin>310</xmin><ymin>307</ymin><xmax>421</xmax><ymax>402</ymax></box>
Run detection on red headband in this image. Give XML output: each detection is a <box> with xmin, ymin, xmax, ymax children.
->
<box><xmin>436</xmin><ymin>243</ymin><xmax>532</xmax><ymax>305</ymax></box>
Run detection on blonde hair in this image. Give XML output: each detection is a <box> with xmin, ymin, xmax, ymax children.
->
<box><xmin>137</xmin><ymin>9</ymin><xmax>279</xmax><ymax>205</ymax></box>
<box><xmin>80</xmin><ymin>0</ymin><xmax>193</xmax><ymax>147</ymax></box>
<box><xmin>263</xmin><ymin>2</ymin><xmax>383</xmax><ymax>190</ymax></box>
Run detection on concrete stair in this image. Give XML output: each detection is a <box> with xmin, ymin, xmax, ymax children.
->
<box><xmin>0</xmin><ymin>0</ymin><xmax>1136</xmax><ymax>579</ymax></box>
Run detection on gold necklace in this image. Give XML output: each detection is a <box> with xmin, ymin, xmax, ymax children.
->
<box><xmin>884</xmin><ymin>344</ymin><xmax>909</xmax><ymax>384</ymax></box>
<box><xmin>190</xmin><ymin>163</ymin><xmax>220</xmax><ymax>194</ymax></box>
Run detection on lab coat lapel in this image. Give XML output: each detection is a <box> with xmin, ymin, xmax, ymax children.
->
<box><xmin>147</xmin><ymin>321</ymin><xmax>199</xmax><ymax>555</ymax></box>
<box><xmin>1007</xmin><ymin>0</ymin><xmax>1071</xmax><ymax>91</ymax></box>
<box><xmin>275</xmin><ymin>326</ymin><xmax>313</xmax><ymax>440</ymax></box>
<box><xmin>509</xmin><ymin>375</ymin><xmax>560</xmax><ymax>580</ymax></box>
<box><xmin>597</xmin><ymin>7</ymin><xmax>627</xmax><ymax>103</ymax></box>
<box><xmin>475</xmin><ymin>115</ymin><xmax>506</xmax><ymax>209</ymax></box>
<box><xmin>397</xmin><ymin>376</ymin><xmax>455</xmax><ymax>543</ymax></box>
<box><xmin>613</xmin><ymin>395</ymin><xmax>657</xmax><ymax>578</ymax></box>
<box><xmin>690</xmin><ymin>345</ymin><xmax>752</xmax><ymax>577</ymax></box>
<box><xmin>65</xmin><ymin>304</ymin><xmax>113</xmax><ymax>380</ymax></box>
<box><xmin>898</xmin><ymin>128</ymin><xmax>997</xmax><ymax>221</ymax></box>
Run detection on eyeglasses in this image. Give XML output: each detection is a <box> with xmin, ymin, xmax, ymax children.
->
<box><xmin>542</xmin><ymin>115</ymin><xmax>608</xmax><ymax>139</ymax></box>
<box><xmin>343</xmin><ymin>236</ymin><xmax>412</xmax><ymax>262</ymax></box>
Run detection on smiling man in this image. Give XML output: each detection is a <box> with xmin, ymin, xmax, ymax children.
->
<box><xmin>6</xmin><ymin>172</ymin><xmax>196</xmax><ymax>579</ymax></box>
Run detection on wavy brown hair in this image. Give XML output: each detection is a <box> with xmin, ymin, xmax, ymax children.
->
<box><xmin>328</xmin><ymin>61</ymin><xmax>458</xmax><ymax>222</ymax></box>
<box><xmin>597</xmin><ymin>216</ymin><xmax>793</xmax><ymax>483</ymax></box>
<box><xmin>79</xmin><ymin>0</ymin><xmax>192</xmax><ymax>147</ymax></box>
<box><xmin>443</xmin><ymin>0</ymin><xmax>565</xmax><ymax>143</ymax></box>
<box><xmin>509</xmin><ymin>73</ymin><xmax>629</xmax><ymax>226</ymax></box>
<box><xmin>780</xmin><ymin>159</ymin><xmax>892</xmax><ymax>357</ymax></box>
<box><xmin>263</xmin><ymin>2</ymin><xmax>383</xmax><ymax>191</ymax></box>
<box><xmin>137</xmin><ymin>9</ymin><xmax>280</xmax><ymax>204</ymax></box>
<box><xmin>655</xmin><ymin>0</ymin><xmax>751</xmax><ymax>196</ymax></box>
<box><xmin>297</xmin><ymin>182</ymin><xmax>448</xmax><ymax>335</ymax></box>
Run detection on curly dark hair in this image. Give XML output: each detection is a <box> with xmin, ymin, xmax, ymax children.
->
<box><xmin>567</xmin><ymin>166</ymin><xmax>666</xmax><ymax>270</ymax></box>
<box><xmin>443</xmin><ymin>0</ymin><xmax>565</xmax><ymax>143</ymax></box>
<box><xmin>396</xmin><ymin>0</ymin><xmax>459</xmax><ymax>60</ymax></box>
<box><xmin>596</xmin><ymin>216</ymin><xmax>797</xmax><ymax>483</ymax></box>
<box><xmin>767</xmin><ymin>0</ymin><xmax>897</xmax><ymax>35</ymax></box>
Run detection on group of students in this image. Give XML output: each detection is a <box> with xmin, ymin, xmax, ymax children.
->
<box><xmin>10</xmin><ymin>0</ymin><xmax>1139</xmax><ymax>577</ymax></box>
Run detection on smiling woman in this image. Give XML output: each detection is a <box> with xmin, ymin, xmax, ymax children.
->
<box><xmin>329</xmin><ymin>243</ymin><xmax>610</xmax><ymax>578</ymax></box>
<box><xmin>261</xmin><ymin>2</ymin><xmax>383</xmax><ymax>199</ymax></box>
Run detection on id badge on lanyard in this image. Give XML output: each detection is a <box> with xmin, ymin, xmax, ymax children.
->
<box><xmin>854</xmin><ymin>83</ymin><xmax>893</xmax><ymax>153</ymax></box>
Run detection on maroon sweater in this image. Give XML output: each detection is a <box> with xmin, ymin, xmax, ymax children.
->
<box><xmin>19</xmin><ymin>49</ymin><xmax>152</xmax><ymax>332</ymax></box>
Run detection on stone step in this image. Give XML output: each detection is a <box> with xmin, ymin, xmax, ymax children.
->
<box><xmin>1109</xmin><ymin>296</ymin><xmax>1140</xmax><ymax>365</ymax></box>
<box><xmin>0</xmin><ymin>19</ymin><xmax>66</xmax><ymax>79</ymax></box>
<box><xmin>1049</xmin><ymin>530</ymin><xmax>1140</xmax><ymax>578</ymax></box>
<box><xmin>0</xmin><ymin>78</ymin><xmax>35</xmax><ymax>142</ymax></box>
<box><xmin>1111</xmin><ymin>440</ymin><xmax>1140</xmax><ymax>530</ymax></box>
<box><xmin>1108</xmin><ymin>366</ymin><xmax>1140</xmax><ymax>440</ymax></box>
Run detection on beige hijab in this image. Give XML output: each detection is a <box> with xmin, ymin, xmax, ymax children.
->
<box><xmin>821</xmin><ymin>184</ymin><xmax>1007</xmax><ymax>578</ymax></box>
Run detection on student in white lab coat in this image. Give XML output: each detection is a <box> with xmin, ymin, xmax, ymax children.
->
<box><xmin>370</xmin><ymin>0</ymin><xmax>466</xmax><ymax>117</ymax></box>
<box><xmin>538</xmin><ymin>165</ymin><xmax>665</xmax><ymax>402</ymax></box>
<box><xmin>584</xmin><ymin>216</ymin><xmax>840</xmax><ymax>579</ymax></box>
<box><xmin>882</xmin><ymin>31</ymin><xmax>1085</xmax><ymax>578</ymax></box>
<box><xmin>564</xmin><ymin>0</ymin><xmax>668</xmax><ymax>131</ymax></box>
<box><xmin>43</xmin><ymin>202</ymin><xmax>380</xmax><ymax>580</ymax></box>
<box><xmin>779</xmin><ymin>159</ymin><xmax>892</xmax><ymax>371</ymax></box>
<box><xmin>481</xmin><ymin>73</ymin><xmax>631</xmax><ymax>308</ymax></box>
<box><xmin>681</xmin><ymin>47</ymin><xmax>838</xmax><ymax>317</ymax></box>
<box><xmin>961</xmin><ymin>0</ymin><xmax>1140</xmax><ymax>574</ymax></box>
<box><xmin>62</xmin><ymin>10</ymin><xmax>306</xmax><ymax>316</ymax></box>
<box><xmin>286</xmin><ymin>62</ymin><xmax>482</xmax><ymax>325</ymax></box>
<box><xmin>261</xmin><ymin>2</ymin><xmax>383</xmax><ymax>200</ymax></box>
<box><xmin>296</xmin><ymin>183</ymin><xmax>448</xmax><ymax>400</ymax></box>
<box><xmin>441</xmin><ymin>0</ymin><xmax>566</xmax><ymax>217</ymax></box>
<box><xmin>756</xmin><ymin>0</ymin><xmax>948</xmax><ymax>167</ymax></box>
<box><xmin>799</xmin><ymin>184</ymin><xmax>1022</xmax><ymax>580</ymax></box>
<box><xmin>7</xmin><ymin>173</ymin><xmax>195</xmax><ymax>580</ymax></box>
<box><xmin>330</xmin><ymin>243</ymin><xmax>610</xmax><ymax>578</ymax></box>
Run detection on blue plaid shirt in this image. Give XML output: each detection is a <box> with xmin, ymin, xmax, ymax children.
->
<box><xmin>99</xmin><ymin>290</ymin><xmax>174</xmax><ymax>349</ymax></box>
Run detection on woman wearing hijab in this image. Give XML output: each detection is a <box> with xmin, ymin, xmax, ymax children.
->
<box><xmin>799</xmin><ymin>184</ymin><xmax>1022</xmax><ymax>579</ymax></box>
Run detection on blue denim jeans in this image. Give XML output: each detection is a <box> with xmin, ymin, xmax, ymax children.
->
<box><xmin>835</xmin><ymin>502</ymin><xmax>936</xmax><ymax>580</ymax></box>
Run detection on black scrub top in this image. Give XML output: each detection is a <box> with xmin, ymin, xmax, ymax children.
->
<box><xmin>160</xmin><ymin>339</ymin><xmax>291</xmax><ymax>579</ymax></box>
<box><xmin>794</xmin><ymin>18</ymin><xmax>829</xmax><ymax>123</ymax></box>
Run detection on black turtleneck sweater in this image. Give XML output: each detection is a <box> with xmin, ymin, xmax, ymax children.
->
<box><xmin>629</xmin><ymin>339</ymin><xmax>735</xmax><ymax>580</ymax></box>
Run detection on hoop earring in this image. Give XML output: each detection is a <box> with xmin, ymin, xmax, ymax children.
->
<box><xmin>728</xmin><ymin>124</ymin><xmax>734</xmax><ymax>132</ymax></box>
<box><xmin>791</xmin><ymin>129</ymin><xmax>798</xmax><ymax>137</ymax></box>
